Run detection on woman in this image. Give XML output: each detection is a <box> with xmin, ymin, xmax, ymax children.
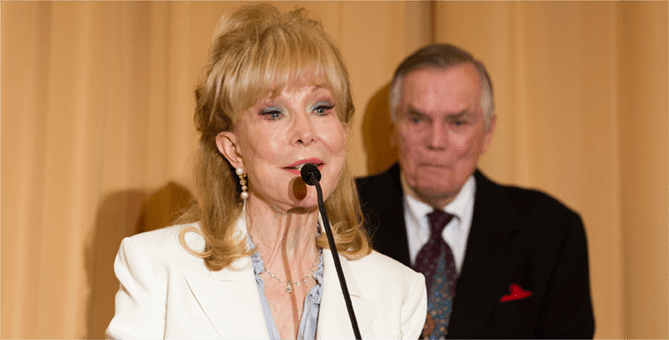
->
<box><xmin>106</xmin><ymin>4</ymin><xmax>426</xmax><ymax>339</ymax></box>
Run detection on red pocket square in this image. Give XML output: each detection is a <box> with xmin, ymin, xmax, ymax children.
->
<box><xmin>499</xmin><ymin>283</ymin><xmax>532</xmax><ymax>302</ymax></box>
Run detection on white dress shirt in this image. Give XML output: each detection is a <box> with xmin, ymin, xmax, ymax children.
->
<box><xmin>402</xmin><ymin>174</ymin><xmax>476</xmax><ymax>274</ymax></box>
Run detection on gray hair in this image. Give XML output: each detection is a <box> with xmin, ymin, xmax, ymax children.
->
<box><xmin>389</xmin><ymin>44</ymin><xmax>494</xmax><ymax>128</ymax></box>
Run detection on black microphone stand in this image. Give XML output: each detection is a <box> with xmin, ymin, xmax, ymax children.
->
<box><xmin>301</xmin><ymin>164</ymin><xmax>362</xmax><ymax>340</ymax></box>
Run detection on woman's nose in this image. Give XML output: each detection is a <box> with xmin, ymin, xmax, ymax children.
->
<box><xmin>292</xmin><ymin>112</ymin><xmax>316</xmax><ymax>146</ymax></box>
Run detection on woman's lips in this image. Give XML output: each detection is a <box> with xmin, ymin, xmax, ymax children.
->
<box><xmin>283</xmin><ymin>159</ymin><xmax>324</xmax><ymax>175</ymax></box>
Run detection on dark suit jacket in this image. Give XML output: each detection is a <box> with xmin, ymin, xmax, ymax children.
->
<box><xmin>356</xmin><ymin>164</ymin><xmax>594</xmax><ymax>338</ymax></box>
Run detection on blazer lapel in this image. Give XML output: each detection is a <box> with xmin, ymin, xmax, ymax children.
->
<box><xmin>317</xmin><ymin>250</ymin><xmax>381</xmax><ymax>339</ymax></box>
<box><xmin>178</xmin><ymin>212</ymin><xmax>268</xmax><ymax>339</ymax></box>
<box><xmin>182</xmin><ymin>256</ymin><xmax>270</xmax><ymax>339</ymax></box>
<box><xmin>447</xmin><ymin>170</ymin><xmax>526</xmax><ymax>338</ymax></box>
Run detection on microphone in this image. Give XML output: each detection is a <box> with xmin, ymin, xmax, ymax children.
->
<box><xmin>300</xmin><ymin>164</ymin><xmax>321</xmax><ymax>186</ymax></box>
<box><xmin>300</xmin><ymin>164</ymin><xmax>362</xmax><ymax>340</ymax></box>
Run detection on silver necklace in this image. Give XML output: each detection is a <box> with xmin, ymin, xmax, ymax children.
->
<box><xmin>263</xmin><ymin>251</ymin><xmax>321</xmax><ymax>294</ymax></box>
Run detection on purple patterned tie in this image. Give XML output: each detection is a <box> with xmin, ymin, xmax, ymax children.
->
<box><xmin>415</xmin><ymin>209</ymin><xmax>456</xmax><ymax>339</ymax></box>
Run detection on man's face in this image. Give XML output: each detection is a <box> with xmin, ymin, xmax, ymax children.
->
<box><xmin>393</xmin><ymin>63</ymin><xmax>496</xmax><ymax>208</ymax></box>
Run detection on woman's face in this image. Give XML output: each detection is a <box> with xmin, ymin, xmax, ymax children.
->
<box><xmin>217</xmin><ymin>84</ymin><xmax>347</xmax><ymax>212</ymax></box>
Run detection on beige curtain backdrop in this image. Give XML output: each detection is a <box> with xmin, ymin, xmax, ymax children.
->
<box><xmin>2</xmin><ymin>1</ymin><xmax>666</xmax><ymax>338</ymax></box>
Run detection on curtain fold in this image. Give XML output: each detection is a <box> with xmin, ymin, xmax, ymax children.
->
<box><xmin>1</xmin><ymin>2</ymin><xmax>666</xmax><ymax>338</ymax></box>
<box><xmin>616</xmin><ymin>3</ymin><xmax>668</xmax><ymax>338</ymax></box>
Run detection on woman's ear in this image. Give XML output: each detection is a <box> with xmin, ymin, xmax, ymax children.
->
<box><xmin>215</xmin><ymin>131</ymin><xmax>244</xmax><ymax>169</ymax></box>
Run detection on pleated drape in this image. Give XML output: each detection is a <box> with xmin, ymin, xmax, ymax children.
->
<box><xmin>2</xmin><ymin>2</ymin><xmax>666</xmax><ymax>338</ymax></box>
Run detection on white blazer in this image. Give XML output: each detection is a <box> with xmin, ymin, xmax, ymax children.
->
<box><xmin>106</xmin><ymin>217</ymin><xmax>427</xmax><ymax>339</ymax></box>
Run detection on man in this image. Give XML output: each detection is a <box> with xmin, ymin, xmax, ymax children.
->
<box><xmin>356</xmin><ymin>44</ymin><xmax>594</xmax><ymax>338</ymax></box>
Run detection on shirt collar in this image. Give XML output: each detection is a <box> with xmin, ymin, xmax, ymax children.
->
<box><xmin>401</xmin><ymin>174</ymin><xmax>476</xmax><ymax>226</ymax></box>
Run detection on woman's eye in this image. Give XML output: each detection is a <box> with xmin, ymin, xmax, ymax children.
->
<box><xmin>261</xmin><ymin>108</ymin><xmax>283</xmax><ymax>120</ymax></box>
<box><xmin>313</xmin><ymin>103</ymin><xmax>335</xmax><ymax>115</ymax></box>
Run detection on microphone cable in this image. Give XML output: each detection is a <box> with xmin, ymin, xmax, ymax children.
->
<box><xmin>300</xmin><ymin>164</ymin><xmax>362</xmax><ymax>340</ymax></box>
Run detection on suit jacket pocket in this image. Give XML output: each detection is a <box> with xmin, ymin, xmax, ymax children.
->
<box><xmin>479</xmin><ymin>296</ymin><xmax>539</xmax><ymax>338</ymax></box>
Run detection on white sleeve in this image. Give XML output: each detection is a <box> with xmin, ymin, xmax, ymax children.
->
<box><xmin>106</xmin><ymin>237</ymin><xmax>166</xmax><ymax>339</ymax></box>
<box><xmin>401</xmin><ymin>272</ymin><xmax>428</xmax><ymax>339</ymax></box>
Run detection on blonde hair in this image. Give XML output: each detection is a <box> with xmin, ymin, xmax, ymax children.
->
<box><xmin>179</xmin><ymin>3</ymin><xmax>370</xmax><ymax>271</ymax></box>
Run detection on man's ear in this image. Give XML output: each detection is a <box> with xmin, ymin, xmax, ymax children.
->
<box><xmin>215</xmin><ymin>131</ymin><xmax>244</xmax><ymax>169</ymax></box>
<box><xmin>482</xmin><ymin>113</ymin><xmax>497</xmax><ymax>153</ymax></box>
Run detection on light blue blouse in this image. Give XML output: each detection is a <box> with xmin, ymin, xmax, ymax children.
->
<box><xmin>250</xmin><ymin>248</ymin><xmax>324</xmax><ymax>340</ymax></box>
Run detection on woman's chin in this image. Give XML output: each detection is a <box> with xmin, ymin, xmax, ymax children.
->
<box><xmin>288</xmin><ymin>178</ymin><xmax>325</xmax><ymax>206</ymax></box>
<box><xmin>289</xmin><ymin>195</ymin><xmax>319</xmax><ymax>210</ymax></box>
<box><xmin>291</xmin><ymin>177</ymin><xmax>309</xmax><ymax>200</ymax></box>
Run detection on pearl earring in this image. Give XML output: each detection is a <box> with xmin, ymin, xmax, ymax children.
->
<box><xmin>236</xmin><ymin>168</ymin><xmax>248</xmax><ymax>200</ymax></box>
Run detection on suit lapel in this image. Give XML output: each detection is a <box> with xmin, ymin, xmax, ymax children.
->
<box><xmin>317</xmin><ymin>250</ymin><xmax>381</xmax><ymax>339</ymax></box>
<box><xmin>447</xmin><ymin>171</ymin><xmax>526</xmax><ymax>338</ymax></box>
<box><xmin>362</xmin><ymin>164</ymin><xmax>412</xmax><ymax>266</ymax></box>
<box><xmin>182</xmin><ymin>257</ymin><xmax>270</xmax><ymax>339</ymax></box>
